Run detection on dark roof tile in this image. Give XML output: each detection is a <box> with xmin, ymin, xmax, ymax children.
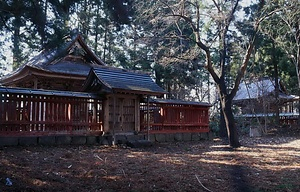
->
<box><xmin>90</xmin><ymin>67</ymin><xmax>166</xmax><ymax>95</ymax></box>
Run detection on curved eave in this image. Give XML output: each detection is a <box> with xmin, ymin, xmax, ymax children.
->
<box><xmin>0</xmin><ymin>86</ymin><xmax>101</xmax><ymax>99</ymax></box>
<box><xmin>82</xmin><ymin>70</ymin><xmax>112</xmax><ymax>93</ymax></box>
<box><xmin>0</xmin><ymin>65</ymin><xmax>86</xmax><ymax>85</ymax></box>
<box><xmin>92</xmin><ymin>70</ymin><xmax>112</xmax><ymax>90</ymax></box>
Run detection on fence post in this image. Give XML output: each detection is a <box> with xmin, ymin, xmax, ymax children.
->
<box><xmin>147</xmin><ymin>95</ymin><xmax>150</xmax><ymax>141</ymax></box>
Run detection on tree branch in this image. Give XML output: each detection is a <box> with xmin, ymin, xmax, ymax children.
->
<box><xmin>230</xmin><ymin>31</ymin><xmax>257</xmax><ymax>100</ymax></box>
<box><xmin>211</xmin><ymin>0</ymin><xmax>221</xmax><ymax>13</ymax></box>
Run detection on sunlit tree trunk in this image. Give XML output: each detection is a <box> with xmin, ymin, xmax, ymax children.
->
<box><xmin>12</xmin><ymin>15</ymin><xmax>22</xmax><ymax>70</ymax></box>
<box><xmin>272</xmin><ymin>42</ymin><xmax>280</xmax><ymax>125</ymax></box>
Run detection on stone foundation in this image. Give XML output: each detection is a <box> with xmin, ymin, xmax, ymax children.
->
<box><xmin>0</xmin><ymin>132</ymin><xmax>213</xmax><ymax>147</ymax></box>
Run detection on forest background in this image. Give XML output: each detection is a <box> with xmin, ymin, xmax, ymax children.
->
<box><xmin>0</xmin><ymin>0</ymin><xmax>299</xmax><ymax>147</ymax></box>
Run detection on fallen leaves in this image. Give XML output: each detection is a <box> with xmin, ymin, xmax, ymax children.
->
<box><xmin>0</xmin><ymin>133</ymin><xmax>299</xmax><ymax>192</ymax></box>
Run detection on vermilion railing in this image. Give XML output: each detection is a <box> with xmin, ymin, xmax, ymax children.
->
<box><xmin>0</xmin><ymin>88</ymin><xmax>103</xmax><ymax>136</ymax></box>
<box><xmin>140</xmin><ymin>102</ymin><xmax>210</xmax><ymax>133</ymax></box>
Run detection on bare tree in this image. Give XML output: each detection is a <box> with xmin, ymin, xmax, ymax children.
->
<box><xmin>133</xmin><ymin>0</ymin><xmax>275</xmax><ymax>147</ymax></box>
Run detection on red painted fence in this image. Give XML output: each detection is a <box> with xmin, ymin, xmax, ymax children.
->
<box><xmin>140</xmin><ymin>99</ymin><xmax>210</xmax><ymax>133</ymax></box>
<box><xmin>1</xmin><ymin>88</ymin><xmax>211</xmax><ymax>137</ymax></box>
<box><xmin>0</xmin><ymin>87</ymin><xmax>103</xmax><ymax>136</ymax></box>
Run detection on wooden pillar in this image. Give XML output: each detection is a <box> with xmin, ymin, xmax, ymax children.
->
<box><xmin>103</xmin><ymin>97</ymin><xmax>109</xmax><ymax>133</ymax></box>
<box><xmin>147</xmin><ymin>95</ymin><xmax>150</xmax><ymax>141</ymax></box>
<box><xmin>112</xmin><ymin>94</ymin><xmax>116</xmax><ymax>145</ymax></box>
<box><xmin>119</xmin><ymin>98</ymin><xmax>124</xmax><ymax>132</ymax></box>
<box><xmin>134</xmin><ymin>97</ymin><xmax>140</xmax><ymax>132</ymax></box>
<box><xmin>33</xmin><ymin>78</ymin><xmax>38</xmax><ymax>89</ymax></box>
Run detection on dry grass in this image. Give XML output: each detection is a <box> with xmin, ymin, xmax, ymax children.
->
<box><xmin>0</xmin><ymin>133</ymin><xmax>299</xmax><ymax>192</ymax></box>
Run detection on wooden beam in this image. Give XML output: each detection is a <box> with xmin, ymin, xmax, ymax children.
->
<box><xmin>112</xmin><ymin>94</ymin><xmax>116</xmax><ymax>145</ymax></box>
<box><xmin>135</xmin><ymin>96</ymin><xmax>140</xmax><ymax>133</ymax></box>
<box><xmin>147</xmin><ymin>95</ymin><xmax>150</xmax><ymax>141</ymax></box>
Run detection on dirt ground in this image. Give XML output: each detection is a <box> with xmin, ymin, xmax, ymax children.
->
<box><xmin>0</xmin><ymin>127</ymin><xmax>299</xmax><ymax>192</ymax></box>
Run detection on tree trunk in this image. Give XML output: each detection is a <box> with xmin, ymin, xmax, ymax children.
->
<box><xmin>273</xmin><ymin>42</ymin><xmax>280</xmax><ymax>124</ymax></box>
<box><xmin>298</xmin><ymin>89</ymin><xmax>300</xmax><ymax>125</ymax></box>
<box><xmin>221</xmin><ymin>94</ymin><xmax>241</xmax><ymax>148</ymax></box>
<box><xmin>219</xmin><ymin>103</ymin><xmax>228</xmax><ymax>138</ymax></box>
<box><xmin>103</xmin><ymin>17</ymin><xmax>108</xmax><ymax>62</ymax></box>
<box><xmin>12</xmin><ymin>15</ymin><xmax>22</xmax><ymax>70</ymax></box>
<box><xmin>297</xmin><ymin>50</ymin><xmax>300</xmax><ymax>125</ymax></box>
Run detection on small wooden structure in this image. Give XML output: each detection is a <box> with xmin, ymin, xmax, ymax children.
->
<box><xmin>83</xmin><ymin>67</ymin><xmax>166</xmax><ymax>135</ymax></box>
<box><xmin>233</xmin><ymin>78</ymin><xmax>299</xmax><ymax>125</ymax></box>
<box><xmin>140</xmin><ymin>99</ymin><xmax>210</xmax><ymax>133</ymax></box>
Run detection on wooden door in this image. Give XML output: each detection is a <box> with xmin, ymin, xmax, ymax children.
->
<box><xmin>108</xmin><ymin>95</ymin><xmax>138</xmax><ymax>133</ymax></box>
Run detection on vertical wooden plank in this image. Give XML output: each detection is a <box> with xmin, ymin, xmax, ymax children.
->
<box><xmin>112</xmin><ymin>94</ymin><xmax>116</xmax><ymax>144</ymax></box>
<box><xmin>46</xmin><ymin>97</ymin><xmax>51</xmax><ymax>131</ymax></box>
<box><xmin>103</xmin><ymin>96</ymin><xmax>110</xmax><ymax>133</ymax></box>
<box><xmin>33</xmin><ymin>78</ymin><xmax>38</xmax><ymax>89</ymax></box>
<box><xmin>42</xmin><ymin>96</ymin><xmax>46</xmax><ymax>128</ymax></box>
<box><xmin>135</xmin><ymin>97</ymin><xmax>140</xmax><ymax>132</ymax></box>
<box><xmin>16</xmin><ymin>94</ymin><xmax>20</xmax><ymax>122</ymax></box>
<box><xmin>27</xmin><ymin>95</ymin><xmax>32</xmax><ymax>132</ymax></box>
<box><xmin>99</xmin><ymin>99</ymin><xmax>103</xmax><ymax>131</ymax></box>
<box><xmin>92</xmin><ymin>99</ymin><xmax>97</xmax><ymax>129</ymax></box>
<box><xmin>147</xmin><ymin>95</ymin><xmax>150</xmax><ymax>140</ymax></box>
<box><xmin>119</xmin><ymin>97</ymin><xmax>124</xmax><ymax>132</ymax></box>
<box><xmin>55</xmin><ymin>97</ymin><xmax>58</xmax><ymax>123</ymax></box>
<box><xmin>67</xmin><ymin>99</ymin><xmax>72</xmax><ymax>132</ymax></box>
<box><xmin>85</xmin><ymin>98</ymin><xmax>88</xmax><ymax>127</ymax></box>
<box><xmin>37</xmin><ymin>95</ymin><xmax>41</xmax><ymax>131</ymax></box>
<box><xmin>32</xmin><ymin>95</ymin><xmax>37</xmax><ymax>131</ymax></box>
<box><xmin>70</xmin><ymin>97</ymin><xmax>74</xmax><ymax>133</ymax></box>
<box><xmin>0</xmin><ymin>93</ymin><xmax>3</xmax><ymax>123</ymax></box>
<box><xmin>97</xmin><ymin>99</ymin><xmax>103</xmax><ymax>131</ymax></box>
<box><xmin>10</xmin><ymin>94</ymin><xmax>16</xmax><ymax>131</ymax></box>
<box><xmin>0</xmin><ymin>93</ymin><xmax>4</xmax><ymax>132</ymax></box>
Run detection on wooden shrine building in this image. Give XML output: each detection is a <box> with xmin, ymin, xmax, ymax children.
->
<box><xmin>233</xmin><ymin>78</ymin><xmax>299</xmax><ymax>125</ymax></box>
<box><xmin>0</xmin><ymin>35</ymin><xmax>211</xmax><ymax>145</ymax></box>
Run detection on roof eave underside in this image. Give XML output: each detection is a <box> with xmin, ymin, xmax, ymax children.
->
<box><xmin>112</xmin><ymin>88</ymin><xmax>166</xmax><ymax>96</ymax></box>
<box><xmin>0</xmin><ymin>86</ymin><xmax>101</xmax><ymax>99</ymax></box>
<box><xmin>0</xmin><ymin>66</ymin><xmax>86</xmax><ymax>85</ymax></box>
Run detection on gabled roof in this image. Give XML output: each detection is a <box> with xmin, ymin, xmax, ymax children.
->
<box><xmin>233</xmin><ymin>78</ymin><xmax>297</xmax><ymax>103</ymax></box>
<box><xmin>84</xmin><ymin>67</ymin><xmax>167</xmax><ymax>96</ymax></box>
<box><xmin>26</xmin><ymin>34</ymin><xmax>105</xmax><ymax>69</ymax></box>
<box><xmin>0</xmin><ymin>35</ymin><xmax>105</xmax><ymax>85</ymax></box>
